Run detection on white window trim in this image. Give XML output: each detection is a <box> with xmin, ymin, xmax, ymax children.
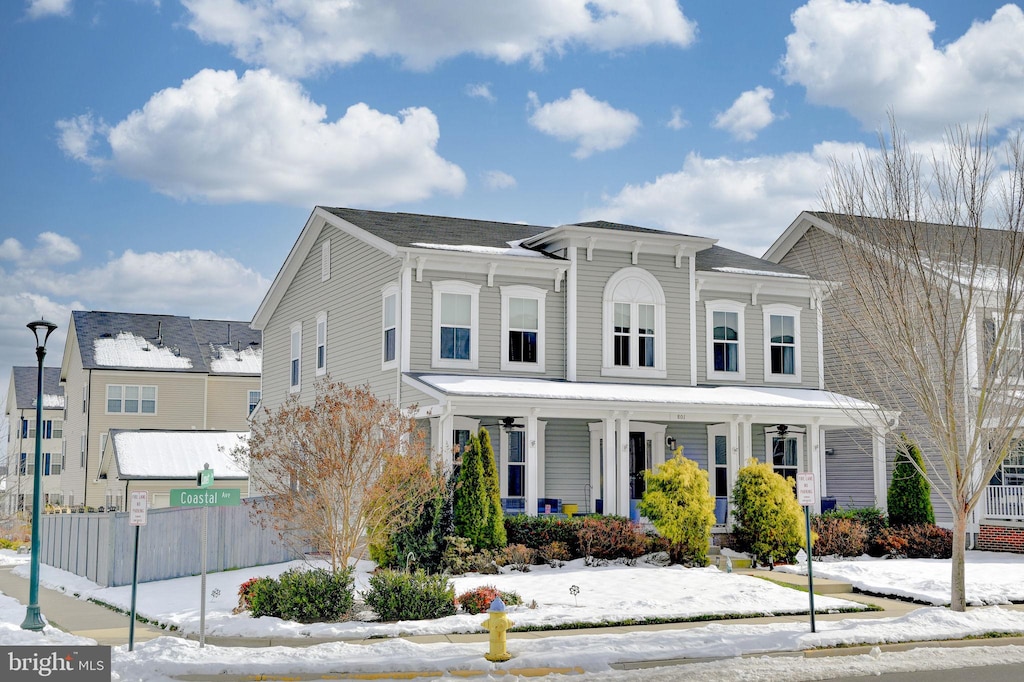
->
<box><xmin>500</xmin><ymin>285</ymin><xmax>547</xmax><ymax>373</ymax></box>
<box><xmin>431</xmin><ymin>280</ymin><xmax>480</xmax><ymax>370</ymax></box>
<box><xmin>705</xmin><ymin>300</ymin><xmax>746</xmax><ymax>381</ymax></box>
<box><xmin>763</xmin><ymin>426</ymin><xmax>804</xmax><ymax>477</ymax></box>
<box><xmin>315</xmin><ymin>311</ymin><xmax>328</xmax><ymax>377</ymax></box>
<box><xmin>321</xmin><ymin>240</ymin><xmax>331</xmax><ymax>282</ymax></box>
<box><xmin>289</xmin><ymin>321</ymin><xmax>302</xmax><ymax>393</ymax></box>
<box><xmin>382</xmin><ymin>283</ymin><xmax>399</xmax><ymax>370</ymax></box>
<box><xmin>762</xmin><ymin>303</ymin><xmax>802</xmax><ymax>383</ymax></box>
<box><xmin>104</xmin><ymin>384</ymin><xmax>158</xmax><ymax>416</ymax></box>
<box><xmin>601</xmin><ymin>267</ymin><xmax>667</xmax><ymax>379</ymax></box>
<box><xmin>248</xmin><ymin>390</ymin><xmax>261</xmax><ymax>416</ymax></box>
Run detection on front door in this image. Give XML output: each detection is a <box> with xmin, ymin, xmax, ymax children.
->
<box><xmin>629</xmin><ymin>432</ymin><xmax>651</xmax><ymax>499</ymax></box>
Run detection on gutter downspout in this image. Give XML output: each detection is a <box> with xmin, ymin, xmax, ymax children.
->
<box><xmin>83</xmin><ymin>369</ymin><xmax>92</xmax><ymax>509</ymax></box>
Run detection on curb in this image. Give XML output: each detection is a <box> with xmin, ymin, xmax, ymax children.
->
<box><xmin>172</xmin><ymin>666</ymin><xmax>586</xmax><ymax>681</ymax></box>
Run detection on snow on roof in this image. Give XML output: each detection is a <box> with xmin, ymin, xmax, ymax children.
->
<box><xmin>32</xmin><ymin>394</ymin><xmax>65</xmax><ymax>409</ymax></box>
<box><xmin>109</xmin><ymin>430</ymin><xmax>248</xmax><ymax>479</ymax></box>
<box><xmin>410</xmin><ymin>242</ymin><xmax>548</xmax><ymax>258</ymax></box>
<box><xmin>93</xmin><ymin>331</ymin><xmax>194</xmax><ymax>369</ymax></box>
<box><xmin>413</xmin><ymin>374</ymin><xmax>880</xmax><ymax>412</ymax></box>
<box><xmin>712</xmin><ymin>267</ymin><xmax>809</xmax><ymax>279</ymax></box>
<box><xmin>209</xmin><ymin>345</ymin><xmax>262</xmax><ymax>374</ymax></box>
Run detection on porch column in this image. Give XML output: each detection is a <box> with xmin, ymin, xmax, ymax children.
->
<box><xmin>617</xmin><ymin>414</ymin><xmax>631</xmax><ymax>517</ymax></box>
<box><xmin>437</xmin><ymin>411</ymin><xmax>454</xmax><ymax>469</ymax></box>
<box><xmin>728</xmin><ymin>419</ymin><xmax>741</xmax><ymax>490</ymax></box>
<box><xmin>808</xmin><ymin>421</ymin><xmax>823</xmax><ymax>514</ymax></box>
<box><xmin>739</xmin><ymin>417</ymin><xmax>753</xmax><ymax>464</ymax></box>
<box><xmin>603</xmin><ymin>417</ymin><xmax>617</xmax><ymax>515</ymax></box>
<box><xmin>525</xmin><ymin>413</ymin><xmax>539</xmax><ymax>517</ymax></box>
<box><xmin>872</xmin><ymin>427</ymin><xmax>888</xmax><ymax>512</ymax></box>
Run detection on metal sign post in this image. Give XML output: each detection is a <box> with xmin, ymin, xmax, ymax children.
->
<box><xmin>198</xmin><ymin>465</ymin><xmax>212</xmax><ymax>648</ymax></box>
<box><xmin>796</xmin><ymin>472</ymin><xmax>817</xmax><ymax>633</ymax></box>
<box><xmin>128</xmin><ymin>491</ymin><xmax>148</xmax><ymax>651</ymax></box>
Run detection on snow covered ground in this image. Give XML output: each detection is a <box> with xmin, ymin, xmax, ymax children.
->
<box><xmin>2</xmin><ymin>549</ymin><xmax>1024</xmax><ymax>681</ymax></box>
<box><xmin>776</xmin><ymin>550</ymin><xmax>1024</xmax><ymax>605</ymax></box>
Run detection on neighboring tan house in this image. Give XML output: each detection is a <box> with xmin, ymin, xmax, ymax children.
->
<box><xmin>3</xmin><ymin>367</ymin><xmax>65</xmax><ymax>513</ymax></box>
<box><xmin>765</xmin><ymin>210</ymin><xmax>1024</xmax><ymax>551</ymax></box>
<box><xmin>96</xmin><ymin>430</ymin><xmax>249</xmax><ymax>509</ymax></box>
<box><xmin>251</xmin><ymin>207</ymin><xmax>894</xmax><ymax>525</ymax></box>
<box><xmin>58</xmin><ymin>311</ymin><xmax>261</xmax><ymax>510</ymax></box>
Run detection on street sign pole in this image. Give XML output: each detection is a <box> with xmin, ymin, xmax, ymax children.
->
<box><xmin>198</xmin><ymin>464</ymin><xmax>212</xmax><ymax>649</ymax></box>
<box><xmin>128</xmin><ymin>491</ymin><xmax>148</xmax><ymax>651</ymax></box>
<box><xmin>796</xmin><ymin>472</ymin><xmax>817</xmax><ymax>633</ymax></box>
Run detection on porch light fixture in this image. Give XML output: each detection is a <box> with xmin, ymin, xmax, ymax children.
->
<box><xmin>666</xmin><ymin>436</ymin><xmax>677</xmax><ymax>451</ymax></box>
<box><xmin>22</xmin><ymin>318</ymin><xmax>57</xmax><ymax>631</ymax></box>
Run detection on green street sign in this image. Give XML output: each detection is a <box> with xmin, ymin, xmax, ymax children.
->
<box><xmin>170</xmin><ymin>488</ymin><xmax>241</xmax><ymax>507</ymax></box>
<box><xmin>197</xmin><ymin>467</ymin><xmax>213</xmax><ymax>488</ymax></box>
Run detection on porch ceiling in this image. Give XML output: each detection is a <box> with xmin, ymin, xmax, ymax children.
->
<box><xmin>405</xmin><ymin>373</ymin><xmax>895</xmax><ymax>427</ymax></box>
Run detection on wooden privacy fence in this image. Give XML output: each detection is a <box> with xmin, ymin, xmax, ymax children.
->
<box><xmin>39</xmin><ymin>498</ymin><xmax>302</xmax><ymax>587</ymax></box>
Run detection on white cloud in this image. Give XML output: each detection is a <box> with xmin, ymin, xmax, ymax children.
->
<box><xmin>667</xmin><ymin>106</ymin><xmax>689</xmax><ymax>131</ymax></box>
<box><xmin>527</xmin><ymin>89</ymin><xmax>641</xmax><ymax>159</ymax></box>
<box><xmin>713</xmin><ymin>86</ymin><xmax>776</xmax><ymax>141</ymax></box>
<box><xmin>482</xmin><ymin>170</ymin><xmax>517</xmax><ymax>190</ymax></box>
<box><xmin>0</xmin><ymin>243</ymin><xmax>271</xmax><ymax>400</ymax></box>
<box><xmin>583</xmin><ymin>141</ymin><xmax>868</xmax><ymax>255</ymax></box>
<box><xmin>55</xmin><ymin>69</ymin><xmax>466</xmax><ymax>206</ymax></box>
<box><xmin>466</xmin><ymin>83</ymin><xmax>496</xmax><ymax>102</ymax></box>
<box><xmin>26</xmin><ymin>0</ymin><xmax>72</xmax><ymax>20</ymax></box>
<box><xmin>182</xmin><ymin>0</ymin><xmax>696</xmax><ymax>76</ymax></box>
<box><xmin>782</xmin><ymin>0</ymin><xmax>1024</xmax><ymax>134</ymax></box>
<box><xmin>0</xmin><ymin>232</ymin><xmax>81</xmax><ymax>267</ymax></box>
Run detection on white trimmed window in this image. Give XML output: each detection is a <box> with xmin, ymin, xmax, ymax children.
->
<box><xmin>248</xmin><ymin>390</ymin><xmax>261</xmax><ymax>415</ymax></box>
<box><xmin>705</xmin><ymin>300</ymin><xmax>746</xmax><ymax>381</ymax></box>
<box><xmin>602</xmin><ymin>268</ymin><xmax>667</xmax><ymax>378</ymax></box>
<box><xmin>432</xmin><ymin>281</ymin><xmax>480</xmax><ymax>369</ymax></box>
<box><xmin>500</xmin><ymin>285</ymin><xmax>546</xmax><ymax>372</ymax></box>
<box><xmin>289</xmin><ymin>322</ymin><xmax>302</xmax><ymax>392</ymax></box>
<box><xmin>106</xmin><ymin>385</ymin><xmax>157</xmax><ymax>414</ymax></box>
<box><xmin>763</xmin><ymin>304</ymin><xmax>801</xmax><ymax>382</ymax></box>
<box><xmin>766</xmin><ymin>429</ymin><xmax>800</xmax><ymax>483</ymax></box>
<box><xmin>382</xmin><ymin>284</ymin><xmax>398</xmax><ymax>369</ymax></box>
<box><xmin>315</xmin><ymin>312</ymin><xmax>328</xmax><ymax>376</ymax></box>
<box><xmin>321</xmin><ymin>240</ymin><xmax>331</xmax><ymax>281</ymax></box>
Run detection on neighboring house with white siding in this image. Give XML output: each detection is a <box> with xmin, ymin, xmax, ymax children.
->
<box><xmin>766</xmin><ymin>211</ymin><xmax>1024</xmax><ymax>551</ymax></box>
<box><xmin>252</xmin><ymin>207</ymin><xmax>894</xmax><ymax>526</ymax></box>
<box><xmin>58</xmin><ymin>311</ymin><xmax>261</xmax><ymax>510</ymax></box>
<box><xmin>4</xmin><ymin>367</ymin><xmax>65</xmax><ymax>514</ymax></box>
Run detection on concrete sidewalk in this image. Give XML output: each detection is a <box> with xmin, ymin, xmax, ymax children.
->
<box><xmin>0</xmin><ymin>566</ymin><xmax>168</xmax><ymax>646</ymax></box>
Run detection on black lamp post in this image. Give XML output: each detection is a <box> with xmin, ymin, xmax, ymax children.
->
<box><xmin>21</xmin><ymin>318</ymin><xmax>57</xmax><ymax>631</ymax></box>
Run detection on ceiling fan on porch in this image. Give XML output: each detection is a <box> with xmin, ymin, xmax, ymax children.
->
<box><xmin>477</xmin><ymin>417</ymin><xmax>525</xmax><ymax>430</ymax></box>
<box><xmin>766</xmin><ymin>424</ymin><xmax>806</xmax><ymax>437</ymax></box>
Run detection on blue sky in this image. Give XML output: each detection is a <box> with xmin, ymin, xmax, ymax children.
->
<box><xmin>2</xmin><ymin>0</ymin><xmax>1024</xmax><ymax>403</ymax></box>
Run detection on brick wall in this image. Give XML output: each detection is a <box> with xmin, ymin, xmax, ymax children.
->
<box><xmin>978</xmin><ymin>524</ymin><xmax>1024</xmax><ymax>553</ymax></box>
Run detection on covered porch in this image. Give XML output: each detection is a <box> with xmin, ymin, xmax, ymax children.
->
<box><xmin>407</xmin><ymin>374</ymin><xmax>895</xmax><ymax>524</ymax></box>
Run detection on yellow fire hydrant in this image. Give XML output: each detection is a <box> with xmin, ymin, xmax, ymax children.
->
<box><xmin>481</xmin><ymin>596</ymin><xmax>513</xmax><ymax>662</ymax></box>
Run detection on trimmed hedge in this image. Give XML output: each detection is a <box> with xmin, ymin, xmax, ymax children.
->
<box><xmin>504</xmin><ymin>516</ymin><xmax>583</xmax><ymax>557</ymax></box>
<box><xmin>811</xmin><ymin>515</ymin><xmax>867</xmax><ymax>557</ymax></box>
<box><xmin>875</xmin><ymin>524</ymin><xmax>952</xmax><ymax>559</ymax></box>
<box><xmin>244</xmin><ymin>568</ymin><xmax>354</xmax><ymax>624</ymax></box>
<box><xmin>364</xmin><ymin>569</ymin><xmax>456</xmax><ymax>621</ymax></box>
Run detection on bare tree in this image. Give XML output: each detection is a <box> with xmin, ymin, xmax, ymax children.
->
<box><xmin>813</xmin><ymin>117</ymin><xmax>1024</xmax><ymax>611</ymax></box>
<box><xmin>241</xmin><ymin>379</ymin><xmax>442</xmax><ymax>572</ymax></box>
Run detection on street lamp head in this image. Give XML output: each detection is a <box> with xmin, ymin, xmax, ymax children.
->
<box><xmin>27</xmin><ymin>319</ymin><xmax>58</xmax><ymax>350</ymax></box>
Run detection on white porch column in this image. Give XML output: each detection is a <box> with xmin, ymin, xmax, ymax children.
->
<box><xmin>567</xmin><ymin>246</ymin><xmax>578</xmax><ymax>382</ymax></box>
<box><xmin>437</xmin><ymin>411</ymin><xmax>454</xmax><ymax>469</ymax></box>
<box><xmin>525</xmin><ymin>413</ymin><xmax>539</xmax><ymax>517</ymax></box>
<box><xmin>872</xmin><ymin>427</ymin><xmax>888</xmax><ymax>512</ymax></box>
<box><xmin>727</xmin><ymin>419</ymin><xmax>741</xmax><ymax>490</ymax></box>
<box><xmin>739</xmin><ymin>417</ymin><xmax>753</xmax><ymax>465</ymax></box>
<box><xmin>809</xmin><ymin>421</ymin><xmax>823</xmax><ymax>514</ymax></box>
<box><xmin>603</xmin><ymin>417</ymin><xmax>617</xmax><ymax>515</ymax></box>
<box><xmin>617</xmin><ymin>414</ymin><xmax>631</xmax><ymax>517</ymax></box>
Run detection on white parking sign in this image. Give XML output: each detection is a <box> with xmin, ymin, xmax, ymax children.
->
<box><xmin>130</xmin><ymin>491</ymin><xmax>149</xmax><ymax>526</ymax></box>
<box><xmin>796</xmin><ymin>472</ymin><xmax>815</xmax><ymax>506</ymax></box>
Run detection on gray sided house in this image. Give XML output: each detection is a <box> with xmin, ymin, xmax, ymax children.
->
<box><xmin>252</xmin><ymin>207</ymin><xmax>894</xmax><ymax>526</ymax></box>
<box><xmin>766</xmin><ymin>211</ymin><xmax>1024</xmax><ymax>550</ymax></box>
<box><xmin>58</xmin><ymin>310</ymin><xmax>262</xmax><ymax>511</ymax></box>
<box><xmin>4</xmin><ymin>366</ymin><xmax>65</xmax><ymax>513</ymax></box>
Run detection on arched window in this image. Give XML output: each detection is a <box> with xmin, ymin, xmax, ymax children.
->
<box><xmin>602</xmin><ymin>268</ymin><xmax>666</xmax><ymax>378</ymax></box>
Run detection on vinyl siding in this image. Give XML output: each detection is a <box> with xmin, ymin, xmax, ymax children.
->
<box><xmin>822</xmin><ymin>428</ymin><xmax>877</xmax><ymax>510</ymax></box>
<box><xmin>205</xmin><ymin>375</ymin><xmax>261</xmax><ymax>430</ymax></box>
<box><xmin>262</xmin><ymin>227</ymin><xmax>402</xmax><ymax>410</ymax></box>
<box><xmin>543</xmin><ymin>419</ymin><xmax>591</xmax><ymax>510</ymax></box>
<box><xmin>575</xmin><ymin>249</ymin><xmax>690</xmax><ymax>383</ymax></box>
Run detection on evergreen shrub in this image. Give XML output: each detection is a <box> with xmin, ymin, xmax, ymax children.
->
<box><xmin>453</xmin><ymin>436</ymin><xmax>490</xmax><ymax>550</ymax></box>
<box><xmin>504</xmin><ymin>516</ymin><xmax>582</xmax><ymax>557</ymax></box>
<box><xmin>364</xmin><ymin>569</ymin><xmax>456</xmax><ymax>621</ymax></box>
<box><xmin>244</xmin><ymin>568</ymin><xmax>354</xmax><ymax>623</ymax></box>
<box><xmin>888</xmin><ymin>435</ymin><xmax>935</xmax><ymax>527</ymax></box>
<box><xmin>478</xmin><ymin>428</ymin><xmax>507</xmax><ymax>549</ymax></box>
<box><xmin>731</xmin><ymin>459</ymin><xmax>806</xmax><ymax>567</ymax></box>
<box><xmin>637</xmin><ymin>453</ymin><xmax>716</xmax><ymax>566</ymax></box>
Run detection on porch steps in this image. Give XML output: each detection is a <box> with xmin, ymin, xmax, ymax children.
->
<box><xmin>707</xmin><ymin>545</ymin><xmax>752</xmax><ymax>570</ymax></box>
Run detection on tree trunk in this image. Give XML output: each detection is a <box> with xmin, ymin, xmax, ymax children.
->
<box><xmin>950</xmin><ymin>506</ymin><xmax>968</xmax><ymax>612</ymax></box>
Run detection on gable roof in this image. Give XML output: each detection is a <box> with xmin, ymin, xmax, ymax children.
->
<box><xmin>323</xmin><ymin>207</ymin><xmax>552</xmax><ymax>249</ymax></box>
<box><xmin>103</xmin><ymin>429</ymin><xmax>248</xmax><ymax>480</ymax></box>
<box><xmin>10</xmin><ymin>367</ymin><xmax>63</xmax><ymax>410</ymax></box>
<box><xmin>71</xmin><ymin>311</ymin><xmax>261</xmax><ymax>374</ymax></box>
<box><xmin>696</xmin><ymin>245</ymin><xmax>809</xmax><ymax>278</ymax></box>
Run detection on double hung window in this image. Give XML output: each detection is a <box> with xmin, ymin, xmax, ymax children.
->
<box><xmin>316</xmin><ymin>312</ymin><xmax>327</xmax><ymax>376</ymax></box>
<box><xmin>706</xmin><ymin>301</ymin><xmax>746</xmax><ymax>381</ymax></box>
<box><xmin>501</xmin><ymin>285</ymin><xmax>546</xmax><ymax>372</ymax></box>
<box><xmin>602</xmin><ymin>268</ymin><xmax>666</xmax><ymax>378</ymax></box>
<box><xmin>106</xmin><ymin>385</ymin><xmax>157</xmax><ymax>414</ymax></box>
<box><xmin>289</xmin><ymin>322</ymin><xmax>301</xmax><ymax>392</ymax></box>
<box><xmin>382</xmin><ymin>285</ymin><xmax>398</xmax><ymax>368</ymax></box>
<box><xmin>763</xmin><ymin>304</ymin><xmax>801</xmax><ymax>382</ymax></box>
<box><xmin>432</xmin><ymin>281</ymin><xmax>480</xmax><ymax>369</ymax></box>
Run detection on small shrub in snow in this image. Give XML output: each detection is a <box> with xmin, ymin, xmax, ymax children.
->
<box><xmin>578</xmin><ymin>517</ymin><xmax>648</xmax><ymax>564</ymax></box>
<box><xmin>637</xmin><ymin>453</ymin><xmax>716</xmax><ymax>567</ymax></box>
<box><xmin>364</xmin><ymin>569</ymin><xmax>456</xmax><ymax>621</ymax></box>
<box><xmin>499</xmin><ymin>543</ymin><xmax>536</xmax><ymax>571</ymax></box>
<box><xmin>731</xmin><ymin>459</ymin><xmax>806</xmax><ymax>567</ymax></box>
<box><xmin>876</xmin><ymin>524</ymin><xmax>952</xmax><ymax>559</ymax></box>
<box><xmin>275</xmin><ymin>567</ymin><xmax>354</xmax><ymax>624</ymax></box>
<box><xmin>811</xmin><ymin>515</ymin><xmax>867</xmax><ymax>557</ymax></box>
<box><xmin>538</xmin><ymin>541</ymin><xmax>572</xmax><ymax>566</ymax></box>
<box><xmin>456</xmin><ymin>585</ymin><xmax>523</xmax><ymax>614</ymax></box>
<box><xmin>244</xmin><ymin>577</ymin><xmax>280</xmax><ymax>618</ymax></box>
<box><xmin>504</xmin><ymin>516</ymin><xmax>582</xmax><ymax>557</ymax></box>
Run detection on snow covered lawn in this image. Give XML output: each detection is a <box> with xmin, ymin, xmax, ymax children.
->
<box><xmin>11</xmin><ymin>557</ymin><xmax>867</xmax><ymax>639</ymax></box>
<box><xmin>776</xmin><ymin>551</ymin><xmax>1024</xmax><ymax>605</ymax></box>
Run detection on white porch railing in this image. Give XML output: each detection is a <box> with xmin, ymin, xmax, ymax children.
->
<box><xmin>984</xmin><ymin>485</ymin><xmax>1024</xmax><ymax>522</ymax></box>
